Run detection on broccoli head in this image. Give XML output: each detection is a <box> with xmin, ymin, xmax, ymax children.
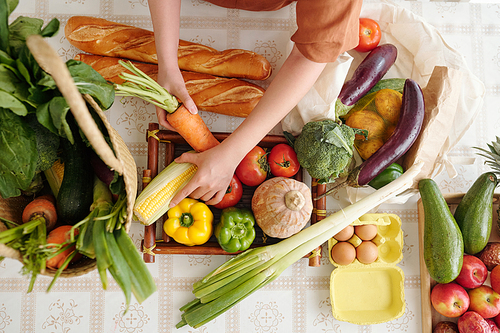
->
<box><xmin>293</xmin><ymin>119</ymin><xmax>357</xmax><ymax>182</ymax></box>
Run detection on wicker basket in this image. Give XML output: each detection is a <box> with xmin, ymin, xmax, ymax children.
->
<box><xmin>0</xmin><ymin>36</ymin><xmax>137</xmax><ymax>278</ymax></box>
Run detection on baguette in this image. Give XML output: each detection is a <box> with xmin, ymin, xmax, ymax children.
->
<box><xmin>75</xmin><ymin>54</ymin><xmax>265</xmax><ymax>118</ymax></box>
<box><xmin>66</xmin><ymin>16</ymin><xmax>272</xmax><ymax>80</ymax></box>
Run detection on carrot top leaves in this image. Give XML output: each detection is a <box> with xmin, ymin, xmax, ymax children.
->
<box><xmin>114</xmin><ymin>60</ymin><xmax>180</xmax><ymax>113</ymax></box>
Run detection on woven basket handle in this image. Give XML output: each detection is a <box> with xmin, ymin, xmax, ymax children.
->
<box><xmin>26</xmin><ymin>35</ymin><xmax>124</xmax><ymax>175</ymax></box>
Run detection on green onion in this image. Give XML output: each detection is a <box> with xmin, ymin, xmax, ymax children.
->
<box><xmin>177</xmin><ymin>161</ymin><xmax>424</xmax><ymax>328</ymax></box>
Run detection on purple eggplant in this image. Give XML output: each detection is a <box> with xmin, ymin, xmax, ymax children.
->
<box><xmin>317</xmin><ymin>78</ymin><xmax>425</xmax><ymax>199</ymax></box>
<box><xmin>336</xmin><ymin>44</ymin><xmax>398</xmax><ymax>118</ymax></box>
<box><xmin>90</xmin><ymin>149</ymin><xmax>115</xmax><ymax>186</ymax></box>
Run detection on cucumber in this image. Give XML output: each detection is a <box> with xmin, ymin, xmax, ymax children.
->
<box><xmin>419</xmin><ymin>179</ymin><xmax>464</xmax><ymax>284</ymax></box>
<box><xmin>57</xmin><ymin>119</ymin><xmax>94</xmax><ymax>224</ymax></box>
<box><xmin>454</xmin><ymin>172</ymin><xmax>497</xmax><ymax>255</ymax></box>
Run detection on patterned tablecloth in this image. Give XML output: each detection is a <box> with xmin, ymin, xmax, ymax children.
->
<box><xmin>1</xmin><ymin>0</ymin><xmax>500</xmax><ymax>332</ymax></box>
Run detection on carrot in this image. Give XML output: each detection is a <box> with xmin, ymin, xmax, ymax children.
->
<box><xmin>114</xmin><ymin>61</ymin><xmax>220</xmax><ymax>152</ymax></box>
<box><xmin>22</xmin><ymin>195</ymin><xmax>58</xmax><ymax>231</ymax></box>
<box><xmin>166</xmin><ymin>105</ymin><xmax>220</xmax><ymax>152</ymax></box>
<box><xmin>46</xmin><ymin>225</ymin><xmax>82</xmax><ymax>270</ymax></box>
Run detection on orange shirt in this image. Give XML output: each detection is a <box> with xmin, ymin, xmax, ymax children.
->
<box><xmin>204</xmin><ymin>0</ymin><xmax>362</xmax><ymax>63</ymax></box>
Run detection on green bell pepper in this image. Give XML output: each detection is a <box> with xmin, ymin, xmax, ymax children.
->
<box><xmin>368</xmin><ymin>163</ymin><xmax>404</xmax><ymax>189</ymax></box>
<box><xmin>215</xmin><ymin>207</ymin><xmax>256</xmax><ymax>253</ymax></box>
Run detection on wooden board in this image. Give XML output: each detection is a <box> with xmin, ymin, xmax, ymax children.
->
<box><xmin>418</xmin><ymin>192</ymin><xmax>500</xmax><ymax>332</ymax></box>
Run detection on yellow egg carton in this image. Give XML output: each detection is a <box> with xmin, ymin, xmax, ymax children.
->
<box><xmin>328</xmin><ymin>213</ymin><xmax>405</xmax><ymax>325</ymax></box>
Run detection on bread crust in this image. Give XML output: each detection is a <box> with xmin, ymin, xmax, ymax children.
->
<box><xmin>66</xmin><ymin>16</ymin><xmax>272</xmax><ymax>80</ymax></box>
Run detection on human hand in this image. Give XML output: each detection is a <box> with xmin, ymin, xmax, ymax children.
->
<box><xmin>169</xmin><ymin>146</ymin><xmax>237</xmax><ymax>207</ymax></box>
<box><xmin>155</xmin><ymin>67</ymin><xmax>198</xmax><ymax>130</ymax></box>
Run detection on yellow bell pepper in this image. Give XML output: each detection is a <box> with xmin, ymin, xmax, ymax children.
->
<box><xmin>164</xmin><ymin>198</ymin><xmax>213</xmax><ymax>246</ymax></box>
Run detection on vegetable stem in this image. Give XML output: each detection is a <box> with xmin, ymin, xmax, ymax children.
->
<box><xmin>114</xmin><ymin>61</ymin><xmax>180</xmax><ymax>113</ymax></box>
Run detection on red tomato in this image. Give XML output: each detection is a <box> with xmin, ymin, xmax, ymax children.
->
<box><xmin>213</xmin><ymin>174</ymin><xmax>243</xmax><ymax>209</ymax></box>
<box><xmin>268</xmin><ymin>143</ymin><xmax>300</xmax><ymax>178</ymax></box>
<box><xmin>235</xmin><ymin>146</ymin><xmax>268</xmax><ymax>187</ymax></box>
<box><xmin>355</xmin><ymin>18</ymin><xmax>381</xmax><ymax>53</ymax></box>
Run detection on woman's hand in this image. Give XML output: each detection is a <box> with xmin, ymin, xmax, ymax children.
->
<box><xmin>155</xmin><ymin>66</ymin><xmax>198</xmax><ymax>130</ymax></box>
<box><xmin>168</xmin><ymin>145</ymin><xmax>238</xmax><ymax>208</ymax></box>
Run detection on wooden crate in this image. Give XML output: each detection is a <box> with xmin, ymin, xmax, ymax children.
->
<box><xmin>141</xmin><ymin>123</ymin><xmax>325</xmax><ymax>267</ymax></box>
<box><xmin>418</xmin><ymin>192</ymin><xmax>500</xmax><ymax>332</ymax></box>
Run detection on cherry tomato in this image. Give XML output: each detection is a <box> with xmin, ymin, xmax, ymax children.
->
<box><xmin>355</xmin><ymin>18</ymin><xmax>381</xmax><ymax>53</ymax></box>
<box><xmin>235</xmin><ymin>146</ymin><xmax>268</xmax><ymax>187</ymax></box>
<box><xmin>213</xmin><ymin>174</ymin><xmax>243</xmax><ymax>209</ymax></box>
<box><xmin>268</xmin><ymin>143</ymin><xmax>300</xmax><ymax>178</ymax></box>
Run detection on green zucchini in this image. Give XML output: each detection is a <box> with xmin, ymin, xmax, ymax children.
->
<box><xmin>56</xmin><ymin>119</ymin><xmax>94</xmax><ymax>224</ymax></box>
<box><xmin>419</xmin><ymin>178</ymin><xmax>464</xmax><ymax>284</ymax></box>
<box><xmin>454</xmin><ymin>172</ymin><xmax>497</xmax><ymax>255</ymax></box>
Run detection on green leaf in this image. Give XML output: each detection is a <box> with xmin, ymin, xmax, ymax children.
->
<box><xmin>0</xmin><ymin>64</ymin><xmax>31</xmax><ymax>103</ymax></box>
<box><xmin>0</xmin><ymin>49</ymin><xmax>14</xmax><ymax>66</ymax></box>
<box><xmin>0</xmin><ymin>90</ymin><xmax>27</xmax><ymax>115</ymax></box>
<box><xmin>7</xmin><ymin>0</ymin><xmax>18</xmax><ymax>15</ymax></box>
<box><xmin>8</xmin><ymin>16</ymin><xmax>43</xmax><ymax>57</ymax></box>
<box><xmin>36</xmin><ymin>73</ymin><xmax>57</xmax><ymax>90</ymax></box>
<box><xmin>15</xmin><ymin>58</ymin><xmax>33</xmax><ymax>87</ymax></box>
<box><xmin>36</xmin><ymin>97</ymin><xmax>73</xmax><ymax>142</ymax></box>
<box><xmin>35</xmin><ymin>102</ymin><xmax>56</xmax><ymax>134</ymax></box>
<box><xmin>317</xmin><ymin>123</ymin><xmax>353</xmax><ymax>156</ymax></box>
<box><xmin>17</xmin><ymin>45</ymin><xmax>42</xmax><ymax>82</ymax></box>
<box><xmin>67</xmin><ymin>60</ymin><xmax>115</xmax><ymax>110</ymax></box>
<box><xmin>0</xmin><ymin>0</ymin><xmax>9</xmax><ymax>54</ymax></box>
<box><xmin>0</xmin><ymin>107</ymin><xmax>37</xmax><ymax>198</ymax></box>
<box><xmin>41</xmin><ymin>18</ymin><xmax>59</xmax><ymax>38</ymax></box>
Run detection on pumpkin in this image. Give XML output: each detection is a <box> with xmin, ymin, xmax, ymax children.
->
<box><xmin>343</xmin><ymin>88</ymin><xmax>403</xmax><ymax>160</ymax></box>
<box><xmin>251</xmin><ymin>177</ymin><xmax>313</xmax><ymax>239</ymax></box>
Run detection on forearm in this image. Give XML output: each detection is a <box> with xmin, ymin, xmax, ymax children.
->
<box><xmin>148</xmin><ymin>0</ymin><xmax>181</xmax><ymax>71</ymax></box>
<box><xmin>221</xmin><ymin>45</ymin><xmax>327</xmax><ymax>163</ymax></box>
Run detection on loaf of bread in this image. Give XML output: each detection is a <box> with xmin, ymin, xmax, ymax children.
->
<box><xmin>75</xmin><ymin>54</ymin><xmax>265</xmax><ymax>118</ymax></box>
<box><xmin>66</xmin><ymin>16</ymin><xmax>272</xmax><ymax>80</ymax></box>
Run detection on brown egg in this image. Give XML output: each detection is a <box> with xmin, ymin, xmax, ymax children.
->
<box><xmin>356</xmin><ymin>241</ymin><xmax>379</xmax><ymax>264</ymax></box>
<box><xmin>354</xmin><ymin>224</ymin><xmax>378</xmax><ymax>241</ymax></box>
<box><xmin>331</xmin><ymin>241</ymin><xmax>356</xmax><ymax>266</ymax></box>
<box><xmin>333</xmin><ymin>225</ymin><xmax>354</xmax><ymax>241</ymax></box>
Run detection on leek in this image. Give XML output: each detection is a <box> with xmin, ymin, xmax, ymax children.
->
<box><xmin>177</xmin><ymin>161</ymin><xmax>424</xmax><ymax>329</ymax></box>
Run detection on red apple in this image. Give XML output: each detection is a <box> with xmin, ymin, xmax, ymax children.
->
<box><xmin>486</xmin><ymin>318</ymin><xmax>500</xmax><ymax>333</ymax></box>
<box><xmin>431</xmin><ymin>283</ymin><xmax>470</xmax><ymax>317</ymax></box>
<box><xmin>468</xmin><ymin>285</ymin><xmax>500</xmax><ymax>318</ymax></box>
<box><xmin>455</xmin><ymin>255</ymin><xmax>488</xmax><ymax>289</ymax></box>
<box><xmin>458</xmin><ymin>311</ymin><xmax>492</xmax><ymax>333</ymax></box>
<box><xmin>433</xmin><ymin>321</ymin><xmax>459</xmax><ymax>333</ymax></box>
<box><xmin>494</xmin><ymin>312</ymin><xmax>500</xmax><ymax>328</ymax></box>
<box><xmin>490</xmin><ymin>265</ymin><xmax>500</xmax><ymax>294</ymax></box>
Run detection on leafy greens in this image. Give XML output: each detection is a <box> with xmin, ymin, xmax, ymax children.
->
<box><xmin>0</xmin><ymin>0</ymin><xmax>115</xmax><ymax>198</ymax></box>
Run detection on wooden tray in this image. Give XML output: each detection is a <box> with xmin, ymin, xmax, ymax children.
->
<box><xmin>140</xmin><ymin>123</ymin><xmax>325</xmax><ymax>267</ymax></box>
<box><xmin>418</xmin><ymin>192</ymin><xmax>500</xmax><ymax>332</ymax></box>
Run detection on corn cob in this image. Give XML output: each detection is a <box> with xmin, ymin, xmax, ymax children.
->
<box><xmin>134</xmin><ymin>161</ymin><xmax>198</xmax><ymax>225</ymax></box>
<box><xmin>44</xmin><ymin>159</ymin><xmax>65</xmax><ymax>197</ymax></box>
